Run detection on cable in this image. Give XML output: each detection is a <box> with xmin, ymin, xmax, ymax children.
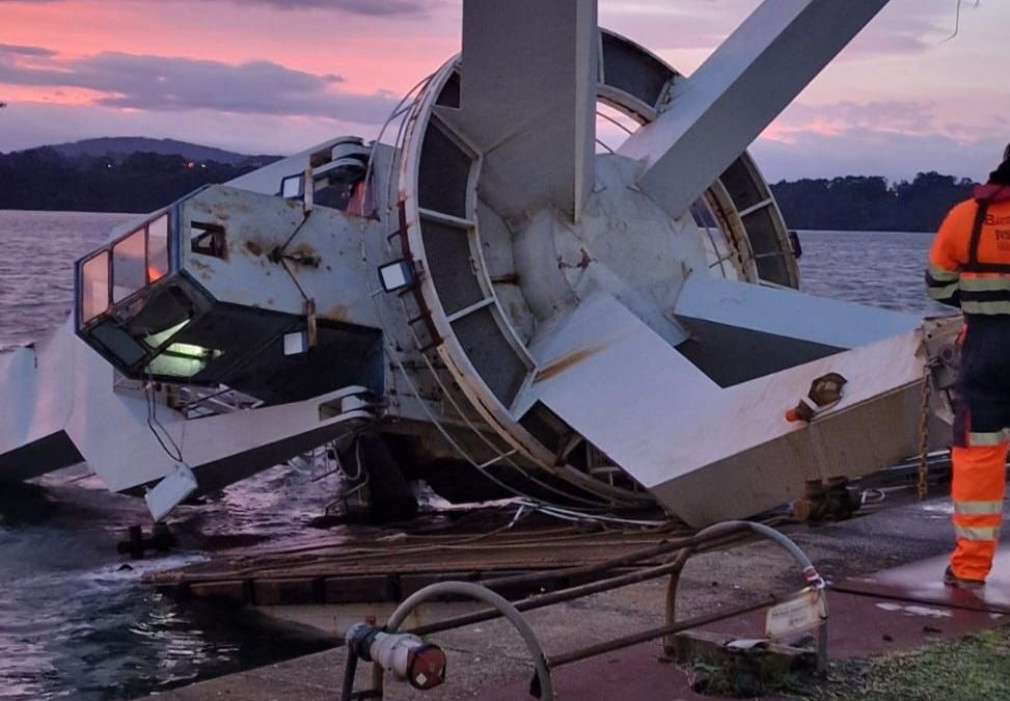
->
<box><xmin>321</xmin><ymin>436</ymin><xmax>372</xmax><ymax>515</ymax></box>
<box><xmin>278</xmin><ymin>207</ymin><xmax>314</xmax><ymax>254</ymax></box>
<box><xmin>943</xmin><ymin>0</ymin><xmax>981</xmax><ymax>43</ymax></box>
<box><xmin>144</xmin><ymin>373</ymin><xmax>184</xmax><ymax>464</ymax></box>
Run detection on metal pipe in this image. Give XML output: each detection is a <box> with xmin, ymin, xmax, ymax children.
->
<box><xmin>406</xmin><ymin>554</ymin><xmax>707</xmax><ymax>640</ymax></box>
<box><xmin>550</xmin><ymin>596</ymin><xmax>777</xmax><ymax>668</ymax></box>
<box><xmin>339</xmin><ymin>648</ymin><xmax>359</xmax><ymax>701</ymax></box>
<box><xmin>382</xmin><ymin>581</ymin><xmax>554</xmax><ymax>701</ymax></box>
<box><xmin>338</xmin><ymin>520</ymin><xmax>817</xmax><ymax>697</ymax></box>
<box><xmin>664</xmin><ymin>520</ymin><xmax>829</xmax><ymax>674</ymax></box>
<box><xmin>399</xmin><ymin>522</ymin><xmax>759</xmax><ymax>641</ymax></box>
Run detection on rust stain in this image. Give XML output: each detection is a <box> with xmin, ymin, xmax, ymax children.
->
<box><xmin>534</xmin><ymin>345</ymin><xmax>604</xmax><ymax>383</ymax></box>
<box><xmin>287</xmin><ymin>242</ymin><xmax>321</xmax><ymax>268</ymax></box>
<box><xmin>556</xmin><ymin>248</ymin><xmax>594</xmax><ymax>272</ymax></box>
<box><xmin>321</xmin><ymin>304</ymin><xmax>350</xmax><ymax>322</ymax></box>
<box><xmin>245</xmin><ymin>240</ymin><xmax>264</xmax><ymax>257</ymax></box>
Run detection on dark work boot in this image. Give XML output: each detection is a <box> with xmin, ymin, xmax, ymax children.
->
<box><xmin>944</xmin><ymin>566</ymin><xmax>986</xmax><ymax>589</ymax></box>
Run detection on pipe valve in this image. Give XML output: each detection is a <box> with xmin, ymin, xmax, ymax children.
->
<box><xmin>346</xmin><ymin>624</ymin><xmax>447</xmax><ymax>691</ymax></box>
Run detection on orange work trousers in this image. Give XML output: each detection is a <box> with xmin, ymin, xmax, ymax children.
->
<box><xmin>949</xmin><ymin>317</ymin><xmax>1010</xmax><ymax>581</ymax></box>
<box><xmin>950</xmin><ymin>445</ymin><xmax>1007</xmax><ymax>580</ymax></box>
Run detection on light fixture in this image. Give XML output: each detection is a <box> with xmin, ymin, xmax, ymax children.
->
<box><xmin>378</xmin><ymin>259</ymin><xmax>417</xmax><ymax>293</ymax></box>
<box><xmin>284</xmin><ymin>331</ymin><xmax>309</xmax><ymax>356</ymax></box>
<box><xmin>280</xmin><ymin>174</ymin><xmax>304</xmax><ymax>199</ymax></box>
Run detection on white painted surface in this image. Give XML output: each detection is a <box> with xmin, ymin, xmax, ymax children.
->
<box><xmin>518</xmin><ymin>293</ymin><xmax>924</xmax><ymax>515</ymax></box>
<box><xmin>675</xmin><ymin>275</ymin><xmax>922</xmax><ymax>349</ymax></box>
<box><xmin>439</xmin><ymin>0</ymin><xmax>598</xmax><ymax>224</ymax></box>
<box><xmin>619</xmin><ymin>0</ymin><xmax>891</xmax><ymax>218</ymax></box>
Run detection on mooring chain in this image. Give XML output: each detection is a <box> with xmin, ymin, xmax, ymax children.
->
<box><xmin>916</xmin><ymin>359</ymin><xmax>937</xmax><ymax>500</ymax></box>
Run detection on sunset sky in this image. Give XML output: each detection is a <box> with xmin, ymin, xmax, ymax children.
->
<box><xmin>0</xmin><ymin>0</ymin><xmax>1006</xmax><ymax>182</ymax></box>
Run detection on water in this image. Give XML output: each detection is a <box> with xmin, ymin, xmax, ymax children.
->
<box><xmin>0</xmin><ymin>212</ymin><xmax>132</xmax><ymax>352</ymax></box>
<box><xmin>797</xmin><ymin>229</ymin><xmax>948</xmax><ymax>316</ymax></box>
<box><xmin>0</xmin><ymin>214</ymin><xmax>946</xmax><ymax>700</ymax></box>
<box><xmin>0</xmin><ymin>212</ymin><xmax>351</xmax><ymax>699</ymax></box>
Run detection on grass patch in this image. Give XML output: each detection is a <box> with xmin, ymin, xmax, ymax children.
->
<box><xmin>786</xmin><ymin>627</ymin><xmax>1010</xmax><ymax>701</ymax></box>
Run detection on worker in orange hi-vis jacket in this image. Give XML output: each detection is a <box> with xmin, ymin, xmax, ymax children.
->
<box><xmin>927</xmin><ymin>144</ymin><xmax>1010</xmax><ymax>588</ymax></box>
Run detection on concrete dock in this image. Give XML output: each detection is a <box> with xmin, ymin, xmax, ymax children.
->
<box><xmin>144</xmin><ymin>493</ymin><xmax>1010</xmax><ymax>700</ymax></box>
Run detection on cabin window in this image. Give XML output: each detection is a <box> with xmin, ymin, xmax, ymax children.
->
<box><xmin>81</xmin><ymin>250</ymin><xmax>110</xmax><ymax>322</ymax></box>
<box><xmin>112</xmin><ymin>228</ymin><xmax>147</xmax><ymax>303</ymax></box>
<box><xmin>148</xmin><ymin>214</ymin><xmax>170</xmax><ymax>282</ymax></box>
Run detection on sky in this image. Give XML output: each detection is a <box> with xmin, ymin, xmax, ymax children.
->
<box><xmin>0</xmin><ymin>0</ymin><xmax>1006</xmax><ymax>182</ymax></box>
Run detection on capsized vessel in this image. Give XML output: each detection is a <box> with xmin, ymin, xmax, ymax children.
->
<box><xmin>0</xmin><ymin>0</ymin><xmax>958</xmax><ymax>526</ymax></box>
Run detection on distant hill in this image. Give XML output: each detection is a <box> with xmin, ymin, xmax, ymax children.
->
<box><xmin>47</xmin><ymin>137</ymin><xmax>280</xmax><ymax>168</ymax></box>
<box><xmin>0</xmin><ymin>137</ymin><xmax>980</xmax><ymax>230</ymax></box>
<box><xmin>0</xmin><ymin>139</ymin><xmax>283</xmax><ymax>213</ymax></box>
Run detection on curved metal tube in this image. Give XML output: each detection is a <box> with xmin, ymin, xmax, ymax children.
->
<box><xmin>696</xmin><ymin>521</ymin><xmax>816</xmax><ymax>571</ymax></box>
<box><xmin>380</xmin><ymin>581</ymin><xmax>554</xmax><ymax>700</ymax></box>
<box><xmin>665</xmin><ymin>520</ymin><xmax>828</xmax><ymax>673</ymax></box>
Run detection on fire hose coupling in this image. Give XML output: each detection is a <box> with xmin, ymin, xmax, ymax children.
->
<box><xmin>802</xmin><ymin>565</ymin><xmax>826</xmax><ymax>590</ymax></box>
<box><xmin>345</xmin><ymin>623</ymin><xmax>447</xmax><ymax>691</ymax></box>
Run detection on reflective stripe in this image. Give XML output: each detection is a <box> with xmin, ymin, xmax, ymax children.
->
<box><xmin>960</xmin><ymin>276</ymin><xmax>1010</xmax><ymax>292</ymax></box>
<box><xmin>927</xmin><ymin>282</ymin><xmax>959</xmax><ymax>301</ymax></box>
<box><xmin>954</xmin><ymin>500</ymin><xmax>1005</xmax><ymax>516</ymax></box>
<box><xmin>927</xmin><ymin>264</ymin><xmax>960</xmax><ymax>283</ymax></box>
<box><xmin>961</xmin><ymin>300</ymin><xmax>1010</xmax><ymax>315</ymax></box>
<box><xmin>955</xmin><ymin>524</ymin><xmax>1001</xmax><ymax>541</ymax></box>
<box><xmin>969</xmin><ymin>430</ymin><xmax>1010</xmax><ymax>446</ymax></box>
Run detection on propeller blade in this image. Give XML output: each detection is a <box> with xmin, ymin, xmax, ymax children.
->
<box><xmin>618</xmin><ymin>0</ymin><xmax>890</xmax><ymax>219</ymax></box>
<box><xmin>438</xmin><ymin>0</ymin><xmax>598</xmax><ymax>225</ymax></box>
<box><xmin>673</xmin><ymin>275</ymin><xmax>922</xmax><ymax>385</ymax></box>
<box><xmin>515</xmin><ymin>293</ymin><xmax>926</xmax><ymax>527</ymax></box>
<box><xmin>676</xmin><ymin>276</ymin><xmax>922</xmax><ymax>349</ymax></box>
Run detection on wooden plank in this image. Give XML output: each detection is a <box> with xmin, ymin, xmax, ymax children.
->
<box><xmin>253</xmin><ymin>578</ymin><xmax>323</xmax><ymax>606</ymax></box>
<box><xmin>187</xmin><ymin>579</ymin><xmax>252</xmax><ymax>604</ymax></box>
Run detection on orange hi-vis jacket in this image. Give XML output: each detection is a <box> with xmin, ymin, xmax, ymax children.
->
<box><xmin>928</xmin><ymin>184</ymin><xmax>1010</xmax><ymax>315</ymax></box>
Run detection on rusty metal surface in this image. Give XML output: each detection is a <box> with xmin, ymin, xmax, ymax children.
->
<box><xmin>833</xmin><ymin>545</ymin><xmax>1010</xmax><ymax>614</ymax></box>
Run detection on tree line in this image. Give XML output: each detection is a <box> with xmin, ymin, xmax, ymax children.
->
<box><xmin>0</xmin><ymin>147</ymin><xmax>980</xmax><ymax>232</ymax></box>
<box><xmin>771</xmin><ymin>172</ymin><xmax>976</xmax><ymax>233</ymax></box>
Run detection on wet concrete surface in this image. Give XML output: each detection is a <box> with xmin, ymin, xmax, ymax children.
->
<box><xmin>836</xmin><ymin>543</ymin><xmax>1010</xmax><ymax>614</ymax></box>
<box><xmin>144</xmin><ymin>492</ymin><xmax>1009</xmax><ymax>701</ymax></box>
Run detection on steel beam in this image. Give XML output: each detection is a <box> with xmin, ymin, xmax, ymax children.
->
<box><xmin>618</xmin><ymin>0</ymin><xmax>891</xmax><ymax>219</ymax></box>
<box><xmin>438</xmin><ymin>0</ymin><xmax>598</xmax><ymax>225</ymax></box>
